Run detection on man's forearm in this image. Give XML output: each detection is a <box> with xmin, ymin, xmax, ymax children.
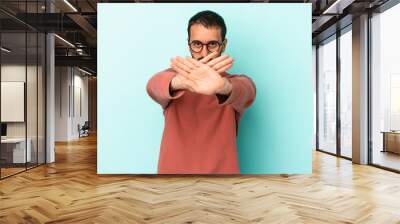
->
<box><xmin>215</xmin><ymin>78</ymin><xmax>232</xmax><ymax>104</ymax></box>
<box><xmin>216</xmin><ymin>77</ymin><xmax>232</xmax><ymax>96</ymax></box>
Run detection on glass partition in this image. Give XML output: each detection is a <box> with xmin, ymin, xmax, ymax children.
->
<box><xmin>1</xmin><ymin>31</ymin><xmax>28</xmax><ymax>177</ymax></box>
<box><xmin>0</xmin><ymin>1</ymin><xmax>46</xmax><ymax>179</ymax></box>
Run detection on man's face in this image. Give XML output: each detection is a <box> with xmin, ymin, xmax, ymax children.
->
<box><xmin>188</xmin><ymin>23</ymin><xmax>226</xmax><ymax>60</ymax></box>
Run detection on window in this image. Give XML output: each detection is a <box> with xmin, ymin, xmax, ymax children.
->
<box><xmin>371</xmin><ymin>2</ymin><xmax>400</xmax><ymax>171</ymax></box>
<box><xmin>317</xmin><ymin>36</ymin><xmax>337</xmax><ymax>154</ymax></box>
<box><xmin>339</xmin><ymin>28</ymin><xmax>352</xmax><ymax>158</ymax></box>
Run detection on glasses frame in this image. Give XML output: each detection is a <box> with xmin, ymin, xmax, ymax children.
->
<box><xmin>188</xmin><ymin>40</ymin><xmax>224</xmax><ymax>53</ymax></box>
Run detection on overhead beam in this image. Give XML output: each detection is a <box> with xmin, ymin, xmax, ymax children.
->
<box><xmin>55</xmin><ymin>55</ymin><xmax>96</xmax><ymax>70</ymax></box>
<box><xmin>11</xmin><ymin>13</ymin><xmax>82</xmax><ymax>32</ymax></box>
<box><xmin>312</xmin><ymin>15</ymin><xmax>335</xmax><ymax>33</ymax></box>
<box><xmin>323</xmin><ymin>0</ymin><xmax>356</xmax><ymax>14</ymax></box>
<box><xmin>313</xmin><ymin>14</ymin><xmax>352</xmax><ymax>44</ymax></box>
<box><xmin>67</xmin><ymin>13</ymin><xmax>97</xmax><ymax>46</ymax></box>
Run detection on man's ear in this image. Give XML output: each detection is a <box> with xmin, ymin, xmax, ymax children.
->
<box><xmin>221</xmin><ymin>39</ymin><xmax>228</xmax><ymax>52</ymax></box>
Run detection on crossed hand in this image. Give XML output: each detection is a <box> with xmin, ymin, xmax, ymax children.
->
<box><xmin>170</xmin><ymin>51</ymin><xmax>234</xmax><ymax>95</ymax></box>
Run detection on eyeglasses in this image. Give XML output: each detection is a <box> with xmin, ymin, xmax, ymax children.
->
<box><xmin>188</xmin><ymin>40</ymin><xmax>223</xmax><ymax>53</ymax></box>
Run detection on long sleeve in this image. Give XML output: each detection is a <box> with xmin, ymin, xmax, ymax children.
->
<box><xmin>146</xmin><ymin>68</ymin><xmax>185</xmax><ymax>109</ymax></box>
<box><xmin>218</xmin><ymin>75</ymin><xmax>256</xmax><ymax>115</ymax></box>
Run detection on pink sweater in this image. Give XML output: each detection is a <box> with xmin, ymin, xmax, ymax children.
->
<box><xmin>146</xmin><ymin>68</ymin><xmax>256</xmax><ymax>174</ymax></box>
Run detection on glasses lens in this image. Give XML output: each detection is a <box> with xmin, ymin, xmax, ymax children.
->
<box><xmin>190</xmin><ymin>41</ymin><xmax>203</xmax><ymax>53</ymax></box>
<box><xmin>207</xmin><ymin>41</ymin><xmax>221</xmax><ymax>52</ymax></box>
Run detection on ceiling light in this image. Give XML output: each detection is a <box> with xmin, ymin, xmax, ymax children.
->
<box><xmin>63</xmin><ymin>0</ymin><xmax>78</xmax><ymax>12</ymax></box>
<box><xmin>54</xmin><ymin>34</ymin><xmax>75</xmax><ymax>48</ymax></box>
<box><xmin>78</xmin><ymin>67</ymin><xmax>93</xmax><ymax>76</ymax></box>
<box><xmin>1</xmin><ymin>47</ymin><xmax>11</xmax><ymax>53</ymax></box>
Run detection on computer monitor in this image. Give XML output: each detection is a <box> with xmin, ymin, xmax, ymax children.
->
<box><xmin>1</xmin><ymin>123</ymin><xmax>7</xmax><ymax>137</ymax></box>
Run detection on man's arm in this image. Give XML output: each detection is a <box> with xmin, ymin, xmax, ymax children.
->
<box><xmin>146</xmin><ymin>69</ymin><xmax>185</xmax><ymax>109</ymax></box>
<box><xmin>216</xmin><ymin>75</ymin><xmax>256</xmax><ymax>115</ymax></box>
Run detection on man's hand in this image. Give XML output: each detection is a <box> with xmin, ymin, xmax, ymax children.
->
<box><xmin>170</xmin><ymin>73</ymin><xmax>196</xmax><ymax>92</ymax></box>
<box><xmin>170</xmin><ymin>52</ymin><xmax>234</xmax><ymax>95</ymax></box>
<box><xmin>204</xmin><ymin>53</ymin><xmax>234</xmax><ymax>73</ymax></box>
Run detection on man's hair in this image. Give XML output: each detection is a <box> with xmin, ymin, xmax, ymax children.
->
<box><xmin>187</xmin><ymin>10</ymin><xmax>227</xmax><ymax>41</ymax></box>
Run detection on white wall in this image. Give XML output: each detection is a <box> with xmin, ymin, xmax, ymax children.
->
<box><xmin>1</xmin><ymin>64</ymin><xmax>43</xmax><ymax>138</ymax></box>
<box><xmin>71</xmin><ymin>71</ymin><xmax>89</xmax><ymax>138</ymax></box>
<box><xmin>55</xmin><ymin>66</ymin><xmax>69</xmax><ymax>141</ymax></box>
<box><xmin>1</xmin><ymin>66</ymin><xmax>26</xmax><ymax>141</ymax></box>
<box><xmin>55</xmin><ymin>67</ymin><xmax>89</xmax><ymax>141</ymax></box>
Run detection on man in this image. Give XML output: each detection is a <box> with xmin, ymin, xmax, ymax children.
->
<box><xmin>146</xmin><ymin>10</ymin><xmax>256</xmax><ymax>174</ymax></box>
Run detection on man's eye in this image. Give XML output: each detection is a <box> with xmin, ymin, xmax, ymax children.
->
<box><xmin>208</xmin><ymin>42</ymin><xmax>218</xmax><ymax>48</ymax></box>
<box><xmin>193</xmin><ymin>41</ymin><xmax>202</xmax><ymax>47</ymax></box>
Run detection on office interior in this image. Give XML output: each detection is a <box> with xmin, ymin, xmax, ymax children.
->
<box><xmin>0</xmin><ymin>0</ymin><xmax>399</xmax><ymax>222</ymax></box>
<box><xmin>0</xmin><ymin>0</ymin><xmax>97</xmax><ymax>179</ymax></box>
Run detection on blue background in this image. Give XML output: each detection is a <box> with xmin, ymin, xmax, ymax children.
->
<box><xmin>98</xmin><ymin>3</ymin><xmax>313</xmax><ymax>174</ymax></box>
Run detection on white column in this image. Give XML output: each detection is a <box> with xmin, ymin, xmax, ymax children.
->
<box><xmin>45</xmin><ymin>1</ymin><xmax>55</xmax><ymax>163</ymax></box>
<box><xmin>352</xmin><ymin>14</ymin><xmax>369</xmax><ymax>164</ymax></box>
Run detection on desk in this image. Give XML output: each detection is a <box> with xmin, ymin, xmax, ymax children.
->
<box><xmin>1</xmin><ymin>138</ymin><xmax>32</xmax><ymax>163</ymax></box>
<box><xmin>381</xmin><ymin>131</ymin><xmax>400</xmax><ymax>154</ymax></box>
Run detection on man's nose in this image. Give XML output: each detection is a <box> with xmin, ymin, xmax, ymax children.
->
<box><xmin>200</xmin><ymin>46</ymin><xmax>209</xmax><ymax>58</ymax></box>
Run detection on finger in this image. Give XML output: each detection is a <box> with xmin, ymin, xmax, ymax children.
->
<box><xmin>170</xmin><ymin>57</ymin><xmax>183</xmax><ymax>70</ymax></box>
<box><xmin>207</xmin><ymin>54</ymin><xmax>229</xmax><ymax>67</ymax></box>
<box><xmin>173</xmin><ymin>65</ymin><xmax>197</xmax><ymax>82</ymax></box>
<box><xmin>172</xmin><ymin>58</ymin><xmax>193</xmax><ymax>74</ymax></box>
<box><xmin>185</xmin><ymin>56</ymin><xmax>201</xmax><ymax>68</ymax></box>
<box><xmin>213</xmin><ymin>57</ymin><xmax>234</xmax><ymax>71</ymax></box>
<box><xmin>171</xmin><ymin>64</ymin><xmax>190</xmax><ymax>77</ymax></box>
<box><xmin>199</xmin><ymin>51</ymin><xmax>218</xmax><ymax>64</ymax></box>
<box><xmin>187</xmin><ymin>57</ymin><xmax>203</xmax><ymax>67</ymax></box>
<box><xmin>172</xmin><ymin>57</ymin><xmax>192</xmax><ymax>71</ymax></box>
<box><xmin>217</xmin><ymin>63</ymin><xmax>233</xmax><ymax>73</ymax></box>
<box><xmin>177</xmin><ymin>57</ymin><xmax>197</xmax><ymax>70</ymax></box>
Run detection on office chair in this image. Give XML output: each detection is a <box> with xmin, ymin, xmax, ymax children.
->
<box><xmin>79</xmin><ymin>121</ymin><xmax>90</xmax><ymax>138</ymax></box>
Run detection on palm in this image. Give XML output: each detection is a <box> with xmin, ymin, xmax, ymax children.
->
<box><xmin>190</xmin><ymin>65</ymin><xmax>224</xmax><ymax>95</ymax></box>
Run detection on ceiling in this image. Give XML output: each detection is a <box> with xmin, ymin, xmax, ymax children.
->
<box><xmin>0</xmin><ymin>0</ymin><xmax>394</xmax><ymax>75</ymax></box>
